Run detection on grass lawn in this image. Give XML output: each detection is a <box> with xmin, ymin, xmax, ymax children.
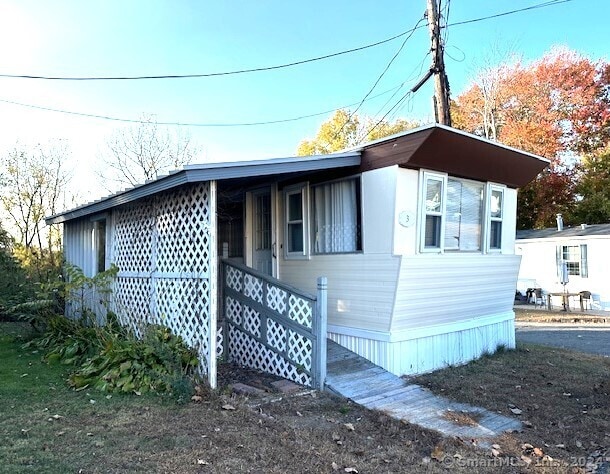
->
<box><xmin>1</xmin><ymin>322</ymin><xmax>608</xmax><ymax>473</ymax></box>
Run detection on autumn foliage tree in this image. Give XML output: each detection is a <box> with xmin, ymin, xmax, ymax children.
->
<box><xmin>297</xmin><ymin>109</ymin><xmax>418</xmax><ymax>156</ymax></box>
<box><xmin>453</xmin><ymin>48</ymin><xmax>610</xmax><ymax>229</ymax></box>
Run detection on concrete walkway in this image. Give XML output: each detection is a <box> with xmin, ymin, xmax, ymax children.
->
<box><xmin>325</xmin><ymin>341</ymin><xmax>521</xmax><ymax>441</ymax></box>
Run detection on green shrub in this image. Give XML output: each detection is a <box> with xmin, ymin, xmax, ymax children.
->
<box><xmin>31</xmin><ymin>317</ymin><xmax>199</xmax><ymax>400</ymax></box>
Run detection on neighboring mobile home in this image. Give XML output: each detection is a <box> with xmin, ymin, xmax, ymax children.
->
<box><xmin>516</xmin><ymin>222</ymin><xmax>610</xmax><ymax>311</ymax></box>
<box><xmin>46</xmin><ymin>124</ymin><xmax>547</xmax><ymax>388</ymax></box>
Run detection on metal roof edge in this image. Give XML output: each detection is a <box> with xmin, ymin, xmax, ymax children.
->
<box><xmin>46</xmin><ymin>151</ymin><xmax>361</xmax><ymax>225</ymax></box>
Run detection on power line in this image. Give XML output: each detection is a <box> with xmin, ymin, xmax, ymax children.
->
<box><xmin>0</xmin><ymin>27</ymin><xmax>426</xmax><ymax>82</ymax></box>
<box><xmin>447</xmin><ymin>0</ymin><xmax>572</xmax><ymax>28</ymax></box>
<box><xmin>0</xmin><ymin>0</ymin><xmax>573</xmax><ymax>82</ymax></box>
<box><xmin>0</xmin><ymin>83</ymin><xmax>406</xmax><ymax>128</ymax></box>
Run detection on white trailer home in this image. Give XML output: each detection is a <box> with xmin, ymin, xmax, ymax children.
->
<box><xmin>47</xmin><ymin>124</ymin><xmax>547</xmax><ymax>388</ymax></box>
<box><xmin>516</xmin><ymin>223</ymin><xmax>610</xmax><ymax>311</ymax></box>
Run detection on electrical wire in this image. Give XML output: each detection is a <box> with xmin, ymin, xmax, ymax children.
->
<box><xmin>0</xmin><ymin>82</ymin><xmax>405</xmax><ymax>128</ymax></box>
<box><xmin>0</xmin><ymin>0</ymin><xmax>573</xmax><ymax>82</ymax></box>
<box><xmin>330</xmin><ymin>14</ymin><xmax>427</xmax><ymax>144</ymax></box>
<box><xmin>446</xmin><ymin>0</ymin><xmax>572</xmax><ymax>28</ymax></box>
<box><xmin>0</xmin><ymin>26</ymin><xmax>426</xmax><ymax>81</ymax></box>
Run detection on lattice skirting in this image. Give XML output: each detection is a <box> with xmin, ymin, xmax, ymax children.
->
<box><xmin>227</xmin><ymin>325</ymin><xmax>312</xmax><ymax>386</ymax></box>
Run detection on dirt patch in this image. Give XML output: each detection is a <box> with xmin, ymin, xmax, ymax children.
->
<box><xmin>441</xmin><ymin>410</ymin><xmax>482</xmax><ymax>427</ymax></box>
<box><xmin>415</xmin><ymin>343</ymin><xmax>610</xmax><ymax>473</ymax></box>
<box><xmin>514</xmin><ymin>306</ymin><xmax>610</xmax><ymax>324</ymax></box>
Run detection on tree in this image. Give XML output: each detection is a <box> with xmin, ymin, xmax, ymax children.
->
<box><xmin>99</xmin><ymin>114</ymin><xmax>199</xmax><ymax>190</ymax></box>
<box><xmin>570</xmin><ymin>148</ymin><xmax>610</xmax><ymax>224</ymax></box>
<box><xmin>297</xmin><ymin>110</ymin><xmax>418</xmax><ymax>156</ymax></box>
<box><xmin>0</xmin><ymin>142</ymin><xmax>70</xmax><ymax>279</ymax></box>
<box><xmin>453</xmin><ymin>48</ymin><xmax>609</xmax><ymax>229</ymax></box>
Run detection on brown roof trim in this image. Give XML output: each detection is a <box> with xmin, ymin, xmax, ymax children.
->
<box><xmin>360</xmin><ymin>125</ymin><xmax>548</xmax><ymax>188</ymax></box>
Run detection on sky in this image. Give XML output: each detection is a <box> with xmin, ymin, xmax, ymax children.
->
<box><xmin>0</xmin><ymin>0</ymin><xmax>608</xmax><ymax>207</ymax></box>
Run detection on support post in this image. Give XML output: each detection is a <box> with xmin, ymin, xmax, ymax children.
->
<box><xmin>207</xmin><ymin>180</ymin><xmax>218</xmax><ymax>389</ymax></box>
<box><xmin>315</xmin><ymin>276</ymin><xmax>328</xmax><ymax>390</ymax></box>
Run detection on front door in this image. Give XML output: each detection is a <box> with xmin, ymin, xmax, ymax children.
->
<box><xmin>251</xmin><ymin>188</ymin><xmax>273</xmax><ymax>276</ymax></box>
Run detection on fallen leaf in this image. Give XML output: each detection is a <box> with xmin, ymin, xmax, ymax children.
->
<box><xmin>491</xmin><ymin>448</ymin><xmax>500</xmax><ymax>457</ymax></box>
<box><xmin>52</xmin><ymin>414</ymin><xmax>63</xmax><ymax>419</ymax></box>
<box><xmin>510</xmin><ymin>408</ymin><xmax>523</xmax><ymax>415</ymax></box>
<box><xmin>191</xmin><ymin>395</ymin><xmax>202</xmax><ymax>402</ymax></box>
<box><xmin>332</xmin><ymin>432</ymin><xmax>341</xmax><ymax>441</ymax></box>
<box><xmin>221</xmin><ymin>404</ymin><xmax>235</xmax><ymax>411</ymax></box>
<box><xmin>523</xmin><ymin>420</ymin><xmax>533</xmax><ymax>427</ymax></box>
<box><xmin>430</xmin><ymin>444</ymin><xmax>444</xmax><ymax>461</ymax></box>
<box><xmin>492</xmin><ymin>444</ymin><xmax>501</xmax><ymax>450</ymax></box>
<box><xmin>533</xmin><ymin>447</ymin><xmax>543</xmax><ymax>456</ymax></box>
<box><xmin>520</xmin><ymin>455</ymin><xmax>532</xmax><ymax>465</ymax></box>
<box><xmin>197</xmin><ymin>459</ymin><xmax>209</xmax><ymax>465</ymax></box>
<box><xmin>344</xmin><ymin>423</ymin><xmax>355</xmax><ymax>431</ymax></box>
<box><xmin>89</xmin><ymin>399</ymin><xmax>96</xmax><ymax>405</ymax></box>
<box><xmin>344</xmin><ymin>468</ymin><xmax>358</xmax><ymax>473</ymax></box>
<box><xmin>522</xmin><ymin>443</ymin><xmax>534</xmax><ymax>450</ymax></box>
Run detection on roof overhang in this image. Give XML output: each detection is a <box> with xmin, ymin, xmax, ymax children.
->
<box><xmin>45</xmin><ymin>151</ymin><xmax>361</xmax><ymax>224</ymax></box>
<box><xmin>359</xmin><ymin>123</ymin><xmax>549</xmax><ymax>188</ymax></box>
<box><xmin>47</xmin><ymin>124</ymin><xmax>549</xmax><ymax>225</ymax></box>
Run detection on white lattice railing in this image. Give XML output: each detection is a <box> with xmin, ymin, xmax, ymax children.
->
<box><xmin>221</xmin><ymin>260</ymin><xmax>327</xmax><ymax>389</ymax></box>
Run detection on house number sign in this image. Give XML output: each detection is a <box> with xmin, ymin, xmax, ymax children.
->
<box><xmin>398</xmin><ymin>210</ymin><xmax>415</xmax><ymax>227</ymax></box>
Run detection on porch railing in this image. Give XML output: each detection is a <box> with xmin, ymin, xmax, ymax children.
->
<box><xmin>220</xmin><ymin>260</ymin><xmax>327</xmax><ymax>389</ymax></box>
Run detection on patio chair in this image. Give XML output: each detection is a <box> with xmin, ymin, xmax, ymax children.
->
<box><xmin>579</xmin><ymin>291</ymin><xmax>592</xmax><ymax>311</ymax></box>
<box><xmin>533</xmin><ymin>288</ymin><xmax>545</xmax><ymax>308</ymax></box>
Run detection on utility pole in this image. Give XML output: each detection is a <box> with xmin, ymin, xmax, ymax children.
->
<box><xmin>426</xmin><ymin>0</ymin><xmax>451</xmax><ymax>126</ymax></box>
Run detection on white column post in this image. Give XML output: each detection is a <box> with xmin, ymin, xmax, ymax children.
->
<box><xmin>208</xmin><ymin>180</ymin><xmax>218</xmax><ymax>389</ymax></box>
<box><xmin>315</xmin><ymin>276</ymin><xmax>328</xmax><ymax>390</ymax></box>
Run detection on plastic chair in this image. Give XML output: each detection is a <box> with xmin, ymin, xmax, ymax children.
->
<box><xmin>579</xmin><ymin>291</ymin><xmax>592</xmax><ymax>310</ymax></box>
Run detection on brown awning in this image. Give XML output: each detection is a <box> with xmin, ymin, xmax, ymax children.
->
<box><xmin>360</xmin><ymin>125</ymin><xmax>548</xmax><ymax>188</ymax></box>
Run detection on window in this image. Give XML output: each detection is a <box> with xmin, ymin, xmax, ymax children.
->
<box><xmin>488</xmin><ymin>186</ymin><xmax>504</xmax><ymax>250</ymax></box>
<box><xmin>444</xmin><ymin>179</ymin><xmax>483</xmax><ymax>251</ymax></box>
<box><xmin>312</xmin><ymin>178</ymin><xmax>361</xmax><ymax>254</ymax></box>
<box><xmin>94</xmin><ymin>219</ymin><xmax>107</xmax><ymax>273</ymax></box>
<box><xmin>419</xmin><ymin>172</ymin><xmax>506</xmax><ymax>254</ymax></box>
<box><xmin>285</xmin><ymin>185</ymin><xmax>307</xmax><ymax>257</ymax></box>
<box><xmin>557</xmin><ymin>244</ymin><xmax>588</xmax><ymax>277</ymax></box>
<box><xmin>422</xmin><ymin>174</ymin><xmax>445</xmax><ymax>249</ymax></box>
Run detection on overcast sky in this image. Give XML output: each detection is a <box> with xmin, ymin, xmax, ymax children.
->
<box><xmin>0</xmin><ymin>0</ymin><xmax>607</xmax><ymax>205</ymax></box>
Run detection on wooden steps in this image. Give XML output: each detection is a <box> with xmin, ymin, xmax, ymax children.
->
<box><xmin>325</xmin><ymin>340</ymin><xmax>521</xmax><ymax>440</ymax></box>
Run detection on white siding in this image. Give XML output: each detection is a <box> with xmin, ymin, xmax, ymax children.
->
<box><xmin>501</xmin><ymin>187</ymin><xmax>517</xmax><ymax>253</ymax></box>
<box><xmin>391</xmin><ymin>253</ymin><xmax>521</xmax><ymax>331</ymax></box>
<box><xmin>329</xmin><ymin>313</ymin><xmax>515</xmax><ymax>376</ymax></box>
<box><xmin>279</xmin><ymin>254</ymin><xmax>400</xmax><ymax>332</ymax></box>
<box><xmin>361</xmin><ymin>166</ymin><xmax>397</xmax><ymax>254</ymax></box>
<box><xmin>63</xmin><ymin>218</ymin><xmax>96</xmax><ymax>277</ymax></box>
<box><xmin>393</xmin><ymin>168</ymin><xmax>419</xmax><ymax>256</ymax></box>
<box><xmin>517</xmin><ymin>236</ymin><xmax>610</xmax><ymax>310</ymax></box>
